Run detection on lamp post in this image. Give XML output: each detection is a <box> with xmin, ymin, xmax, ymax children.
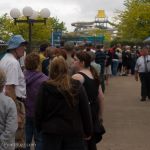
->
<box><xmin>10</xmin><ymin>7</ymin><xmax>50</xmax><ymax>51</ymax></box>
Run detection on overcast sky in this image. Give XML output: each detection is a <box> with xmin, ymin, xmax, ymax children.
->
<box><xmin>0</xmin><ymin>0</ymin><xmax>125</xmax><ymax>31</ymax></box>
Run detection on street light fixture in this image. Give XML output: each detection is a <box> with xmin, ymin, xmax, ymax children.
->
<box><xmin>10</xmin><ymin>7</ymin><xmax>50</xmax><ymax>51</ymax></box>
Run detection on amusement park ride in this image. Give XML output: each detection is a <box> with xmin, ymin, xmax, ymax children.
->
<box><xmin>52</xmin><ymin>10</ymin><xmax>116</xmax><ymax>46</ymax></box>
<box><xmin>71</xmin><ymin>10</ymin><xmax>116</xmax><ymax>32</ymax></box>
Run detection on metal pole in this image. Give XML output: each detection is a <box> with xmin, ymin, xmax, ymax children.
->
<box><xmin>51</xmin><ymin>30</ymin><xmax>54</xmax><ymax>46</ymax></box>
<box><xmin>28</xmin><ymin>21</ymin><xmax>32</xmax><ymax>52</ymax></box>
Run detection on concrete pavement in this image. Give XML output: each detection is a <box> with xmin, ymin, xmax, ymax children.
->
<box><xmin>97</xmin><ymin>76</ymin><xmax>150</xmax><ymax>150</ymax></box>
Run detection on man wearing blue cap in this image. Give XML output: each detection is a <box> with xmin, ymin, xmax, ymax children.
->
<box><xmin>0</xmin><ymin>35</ymin><xmax>28</xmax><ymax>149</ymax></box>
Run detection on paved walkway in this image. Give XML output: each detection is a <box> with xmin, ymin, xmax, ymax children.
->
<box><xmin>97</xmin><ymin>76</ymin><xmax>150</xmax><ymax>150</ymax></box>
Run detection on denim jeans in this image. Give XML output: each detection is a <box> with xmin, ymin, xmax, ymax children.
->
<box><xmin>25</xmin><ymin>116</ymin><xmax>42</xmax><ymax>150</ymax></box>
<box><xmin>112</xmin><ymin>60</ymin><xmax>119</xmax><ymax>76</ymax></box>
<box><xmin>42</xmin><ymin>134</ymin><xmax>87</xmax><ymax>150</ymax></box>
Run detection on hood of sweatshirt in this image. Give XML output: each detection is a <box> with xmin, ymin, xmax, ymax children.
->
<box><xmin>24</xmin><ymin>70</ymin><xmax>48</xmax><ymax>86</ymax></box>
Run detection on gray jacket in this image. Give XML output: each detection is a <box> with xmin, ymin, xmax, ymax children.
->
<box><xmin>0</xmin><ymin>92</ymin><xmax>18</xmax><ymax>150</ymax></box>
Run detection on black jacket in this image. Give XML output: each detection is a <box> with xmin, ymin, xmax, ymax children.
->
<box><xmin>95</xmin><ymin>50</ymin><xmax>106</xmax><ymax>74</ymax></box>
<box><xmin>35</xmin><ymin>79</ymin><xmax>93</xmax><ymax>137</ymax></box>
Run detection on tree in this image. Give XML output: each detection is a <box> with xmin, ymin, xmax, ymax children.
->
<box><xmin>0</xmin><ymin>13</ymin><xmax>66</xmax><ymax>46</ymax></box>
<box><xmin>116</xmin><ymin>0</ymin><xmax>150</xmax><ymax>42</ymax></box>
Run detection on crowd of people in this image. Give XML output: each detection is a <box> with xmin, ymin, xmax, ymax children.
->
<box><xmin>0</xmin><ymin>34</ymin><xmax>150</xmax><ymax>150</ymax></box>
<box><xmin>0</xmin><ymin>35</ymin><xmax>105</xmax><ymax>150</ymax></box>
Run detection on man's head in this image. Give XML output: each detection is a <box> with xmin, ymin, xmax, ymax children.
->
<box><xmin>7</xmin><ymin>35</ymin><xmax>28</xmax><ymax>58</ymax></box>
<box><xmin>141</xmin><ymin>46</ymin><xmax>149</xmax><ymax>56</ymax></box>
<box><xmin>125</xmin><ymin>45</ymin><xmax>131</xmax><ymax>51</ymax></box>
<box><xmin>64</xmin><ymin>41</ymin><xmax>74</xmax><ymax>52</ymax></box>
<box><xmin>96</xmin><ymin>44</ymin><xmax>103</xmax><ymax>50</ymax></box>
<box><xmin>40</xmin><ymin>43</ymin><xmax>49</xmax><ymax>53</ymax></box>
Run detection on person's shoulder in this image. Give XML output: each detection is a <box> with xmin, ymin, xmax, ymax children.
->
<box><xmin>137</xmin><ymin>56</ymin><xmax>142</xmax><ymax>60</ymax></box>
<box><xmin>0</xmin><ymin>93</ymin><xmax>16</xmax><ymax>108</ymax></box>
<box><xmin>4</xmin><ymin>53</ymin><xmax>17</xmax><ymax>60</ymax></box>
<box><xmin>136</xmin><ymin>56</ymin><xmax>143</xmax><ymax>62</ymax></box>
<box><xmin>72</xmin><ymin>73</ymin><xmax>84</xmax><ymax>83</ymax></box>
<box><xmin>91</xmin><ymin>62</ymin><xmax>100</xmax><ymax>67</ymax></box>
<box><xmin>38</xmin><ymin>71</ymin><xmax>49</xmax><ymax>79</ymax></box>
<box><xmin>41</xmin><ymin>81</ymin><xmax>55</xmax><ymax>90</ymax></box>
<box><xmin>40</xmin><ymin>73</ymin><xmax>49</xmax><ymax>82</ymax></box>
<box><xmin>3</xmin><ymin>54</ymin><xmax>19</xmax><ymax>67</ymax></box>
<box><xmin>39</xmin><ymin>53</ymin><xmax>46</xmax><ymax>61</ymax></box>
<box><xmin>42</xmin><ymin>58</ymin><xmax>49</xmax><ymax>64</ymax></box>
<box><xmin>71</xmin><ymin>78</ymin><xmax>81</xmax><ymax>86</ymax></box>
<box><xmin>71</xmin><ymin>79</ymin><xmax>83</xmax><ymax>92</ymax></box>
<box><xmin>42</xmin><ymin>73</ymin><xmax>49</xmax><ymax>79</ymax></box>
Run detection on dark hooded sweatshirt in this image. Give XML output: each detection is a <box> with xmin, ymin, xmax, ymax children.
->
<box><xmin>35</xmin><ymin>79</ymin><xmax>93</xmax><ymax>137</ymax></box>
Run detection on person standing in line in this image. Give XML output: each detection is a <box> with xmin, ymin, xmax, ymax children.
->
<box><xmin>39</xmin><ymin>43</ymin><xmax>49</xmax><ymax>72</ymax></box>
<box><xmin>95</xmin><ymin>45</ymin><xmax>106</xmax><ymax>93</ymax></box>
<box><xmin>130</xmin><ymin>48</ymin><xmax>137</xmax><ymax>75</ymax></box>
<box><xmin>0</xmin><ymin>68</ymin><xmax>18</xmax><ymax>150</ymax></box>
<box><xmin>135</xmin><ymin>46</ymin><xmax>150</xmax><ymax>101</ymax></box>
<box><xmin>104</xmin><ymin>48</ymin><xmax>112</xmax><ymax>85</ymax></box>
<box><xmin>122</xmin><ymin>46</ymin><xmax>132</xmax><ymax>76</ymax></box>
<box><xmin>39</xmin><ymin>43</ymin><xmax>49</xmax><ymax>64</ymax></box>
<box><xmin>24</xmin><ymin>52</ymin><xmax>48</xmax><ymax>150</ymax></box>
<box><xmin>72</xmin><ymin>51</ymin><xmax>105</xmax><ymax>150</ymax></box>
<box><xmin>116</xmin><ymin>48</ymin><xmax>122</xmax><ymax>76</ymax></box>
<box><xmin>0</xmin><ymin>35</ymin><xmax>27</xmax><ymax>150</ymax></box>
<box><xmin>35</xmin><ymin>56</ymin><xmax>93</xmax><ymax>150</ymax></box>
<box><xmin>42</xmin><ymin>47</ymin><xmax>67</xmax><ymax>76</ymax></box>
<box><xmin>42</xmin><ymin>47</ymin><xmax>57</xmax><ymax>76</ymax></box>
<box><xmin>64</xmin><ymin>41</ymin><xmax>76</xmax><ymax>75</ymax></box>
<box><xmin>87</xmin><ymin>51</ymin><xmax>101</xmax><ymax>76</ymax></box>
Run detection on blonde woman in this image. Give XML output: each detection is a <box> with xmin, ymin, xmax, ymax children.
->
<box><xmin>35</xmin><ymin>56</ymin><xmax>92</xmax><ymax>150</ymax></box>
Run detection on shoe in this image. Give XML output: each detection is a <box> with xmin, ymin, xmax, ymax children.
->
<box><xmin>122</xmin><ymin>73</ymin><xmax>128</xmax><ymax>76</ymax></box>
<box><xmin>141</xmin><ymin>98</ymin><xmax>146</xmax><ymax>101</ymax></box>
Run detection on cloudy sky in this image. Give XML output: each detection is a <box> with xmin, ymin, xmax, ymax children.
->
<box><xmin>0</xmin><ymin>0</ymin><xmax>125</xmax><ymax>31</ymax></box>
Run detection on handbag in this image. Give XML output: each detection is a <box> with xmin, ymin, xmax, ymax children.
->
<box><xmin>89</xmin><ymin>98</ymin><xmax>106</xmax><ymax>143</ymax></box>
<box><xmin>93</xmin><ymin>118</ymin><xmax>106</xmax><ymax>143</ymax></box>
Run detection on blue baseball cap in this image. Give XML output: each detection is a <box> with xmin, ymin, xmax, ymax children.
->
<box><xmin>7</xmin><ymin>35</ymin><xmax>28</xmax><ymax>50</ymax></box>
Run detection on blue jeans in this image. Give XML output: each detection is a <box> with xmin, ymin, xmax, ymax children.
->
<box><xmin>42</xmin><ymin>134</ymin><xmax>87</xmax><ymax>150</ymax></box>
<box><xmin>25</xmin><ymin>116</ymin><xmax>42</xmax><ymax>150</ymax></box>
<box><xmin>112</xmin><ymin>60</ymin><xmax>119</xmax><ymax>76</ymax></box>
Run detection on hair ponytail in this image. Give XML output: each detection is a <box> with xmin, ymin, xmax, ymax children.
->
<box><xmin>90</xmin><ymin>65</ymin><xmax>100</xmax><ymax>86</ymax></box>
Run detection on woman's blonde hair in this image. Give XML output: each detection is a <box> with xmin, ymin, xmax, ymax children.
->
<box><xmin>48</xmin><ymin>56</ymin><xmax>76</xmax><ymax>107</ymax></box>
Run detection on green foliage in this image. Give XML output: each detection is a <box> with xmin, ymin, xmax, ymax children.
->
<box><xmin>111</xmin><ymin>37</ymin><xmax>143</xmax><ymax>47</ymax></box>
<box><xmin>0</xmin><ymin>13</ymin><xmax>66</xmax><ymax>46</ymax></box>
<box><xmin>116</xmin><ymin>0</ymin><xmax>150</xmax><ymax>42</ymax></box>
